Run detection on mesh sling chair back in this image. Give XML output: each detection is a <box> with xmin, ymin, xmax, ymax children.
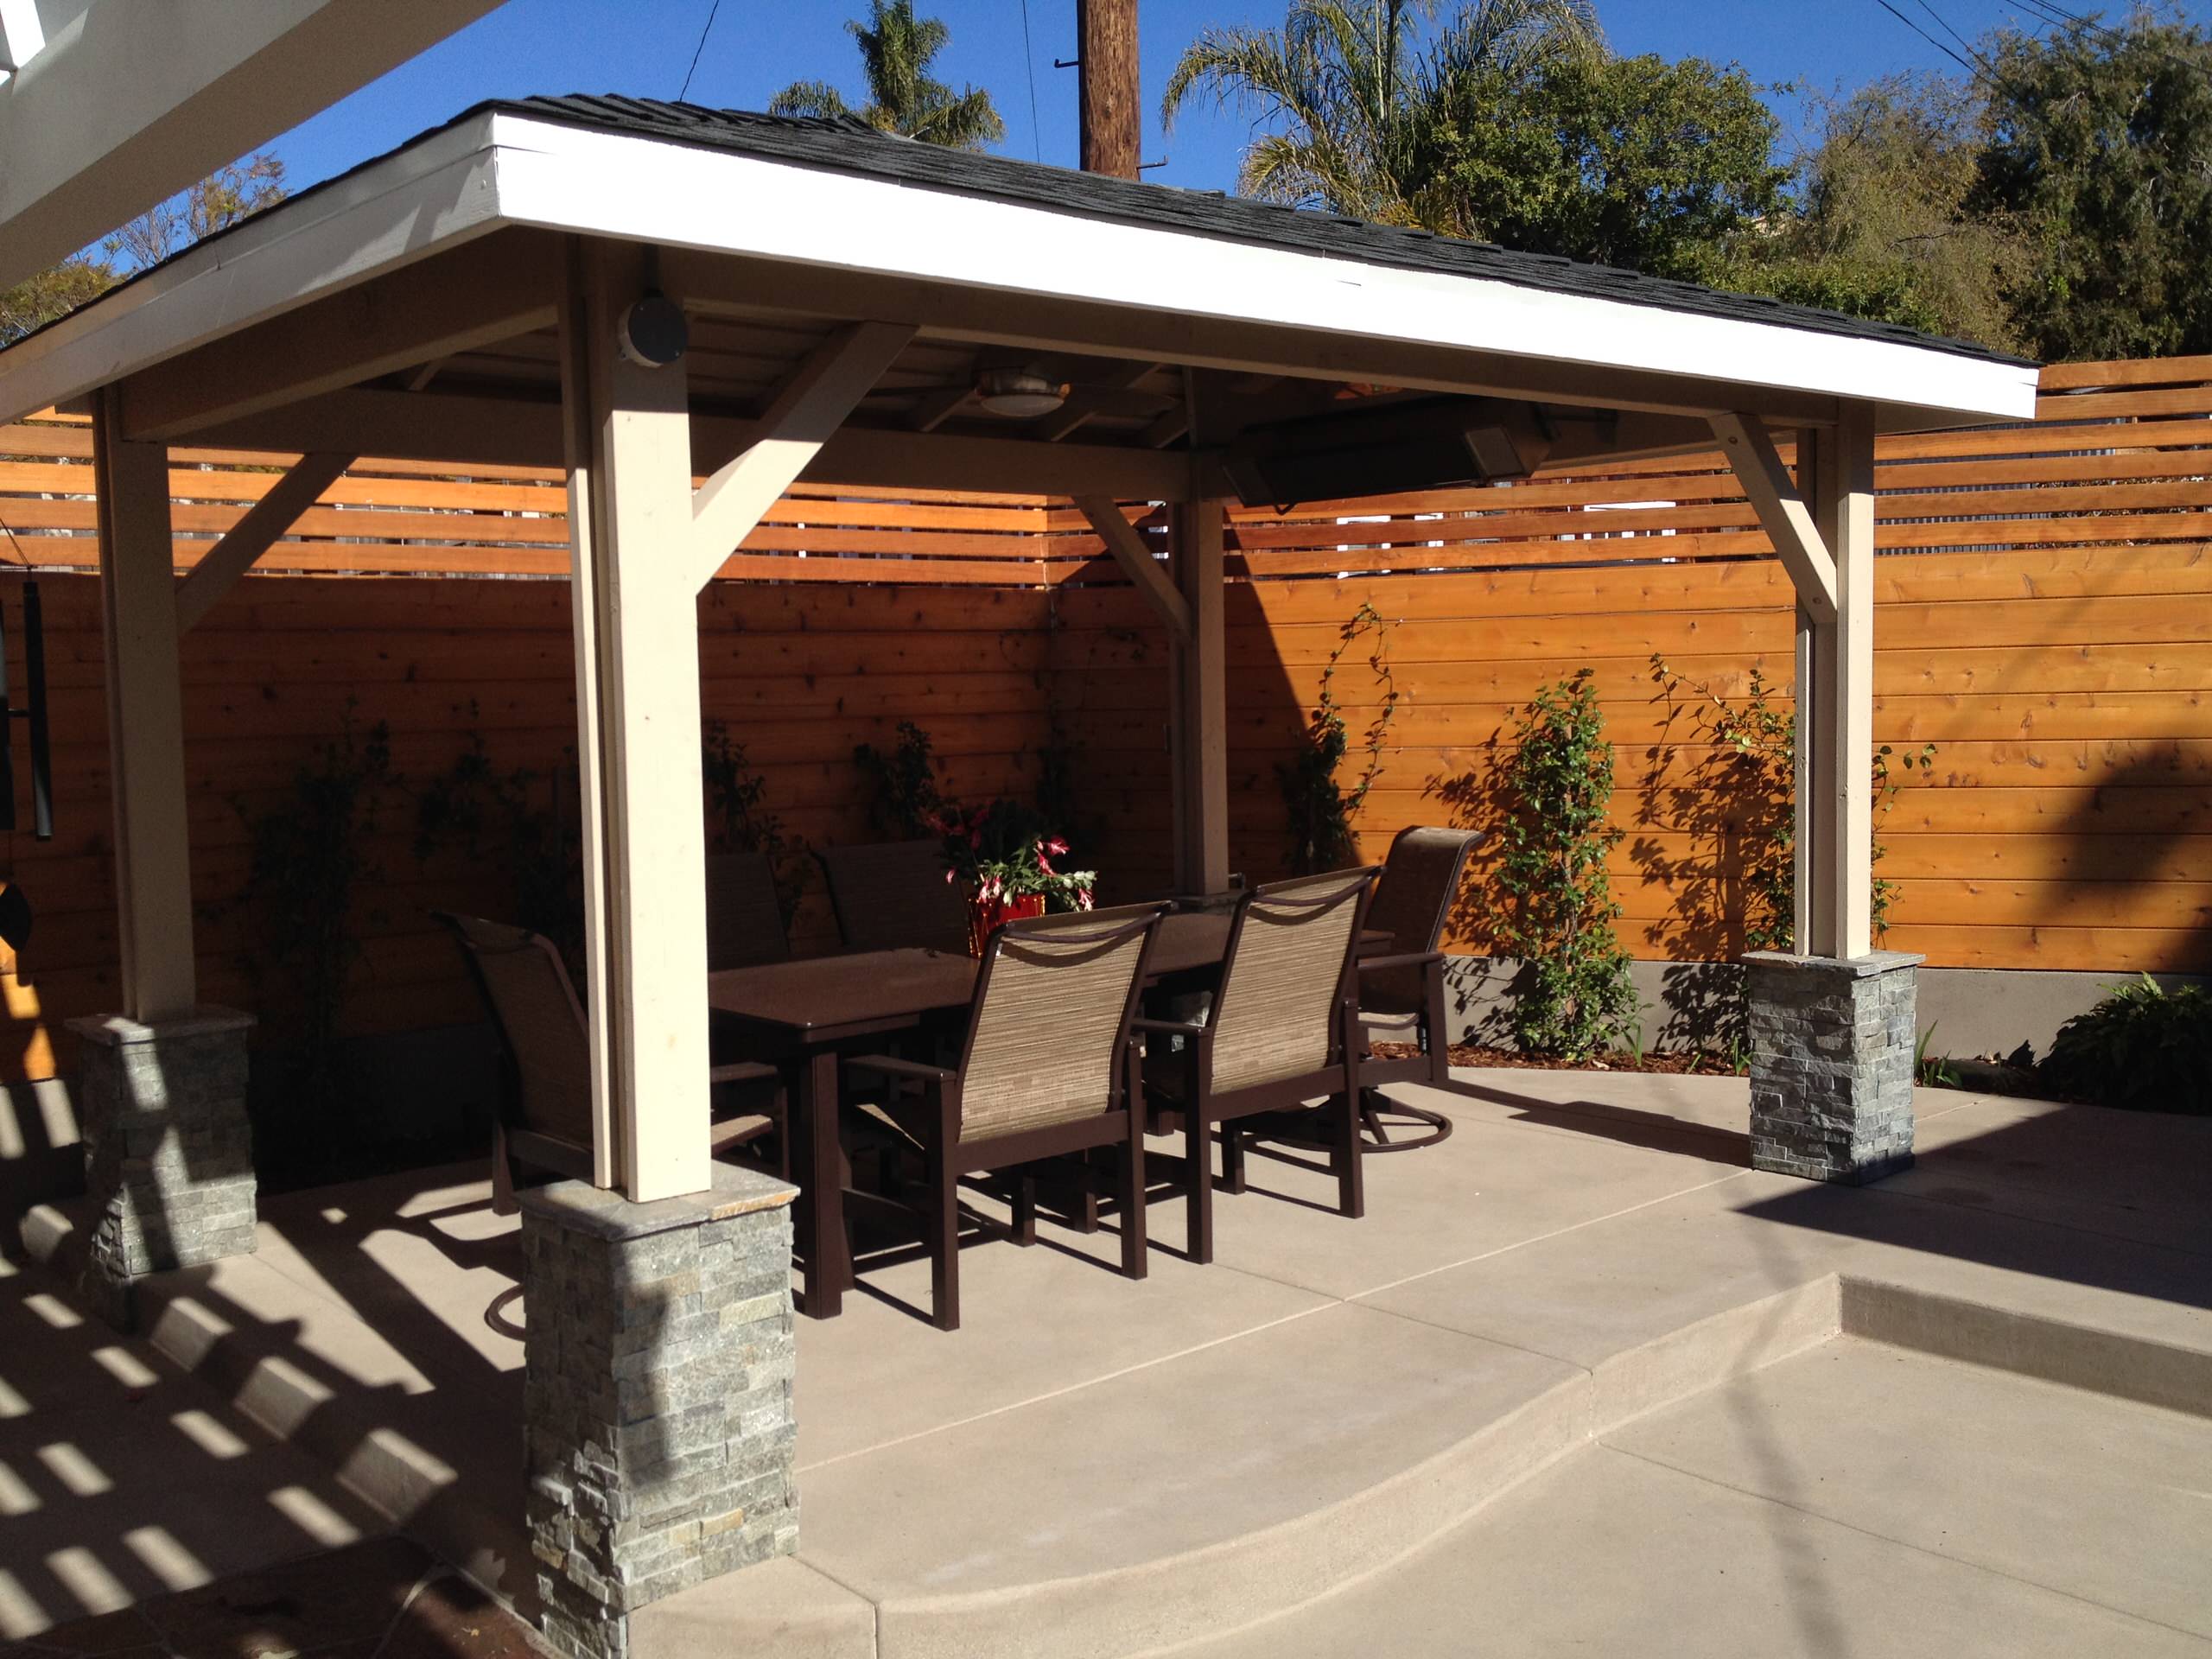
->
<box><xmin>841</xmin><ymin>902</ymin><xmax>1166</xmax><ymax>1331</ymax></box>
<box><xmin>1355</xmin><ymin>826</ymin><xmax>1484</xmax><ymax>1150</ymax></box>
<box><xmin>435</xmin><ymin>911</ymin><xmax>786</xmax><ymax>1213</ymax></box>
<box><xmin>704</xmin><ymin>850</ymin><xmax>791</xmax><ymax>971</ymax></box>
<box><xmin>817</xmin><ymin>839</ymin><xmax>972</xmax><ymax>956</ymax></box>
<box><xmin>1138</xmin><ymin>867</ymin><xmax>1381</xmax><ymax>1264</ymax></box>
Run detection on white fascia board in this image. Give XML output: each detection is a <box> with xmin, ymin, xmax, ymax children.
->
<box><xmin>0</xmin><ymin>111</ymin><xmax>504</xmax><ymax>428</ymax></box>
<box><xmin>486</xmin><ymin>114</ymin><xmax>2040</xmax><ymax>428</ymax></box>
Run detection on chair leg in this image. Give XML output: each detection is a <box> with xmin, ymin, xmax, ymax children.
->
<box><xmin>1012</xmin><ymin>1171</ymin><xmax>1038</xmax><ymax>1246</ymax></box>
<box><xmin>928</xmin><ymin>1126</ymin><xmax>960</xmax><ymax>1332</ymax></box>
<box><xmin>1219</xmin><ymin>1122</ymin><xmax>1247</xmax><ymax>1194</ymax></box>
<box><xmin>1121</xmin><ymin>1117</ymin><xmax>1148</xmax><ymax>1280</ymax></box>
<box><xmin>1333</xmin><ymin>1090</ymin><xmax>1365</xmax><ymax>1220</ymax></box>
<box><xmin>1186</xmin><ymin>1115</ymin><xmax>1215</xmax><ymax>1264</ymax></box>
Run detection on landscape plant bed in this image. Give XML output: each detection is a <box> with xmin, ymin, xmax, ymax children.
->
<box><xmin>1370</xmin><ymin>1041</ymin><xmax>1742</xmax><ymax>1077</ymax></box>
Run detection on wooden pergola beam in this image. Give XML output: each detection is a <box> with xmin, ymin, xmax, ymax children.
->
<box><xmin>196</xmin><ymin>387</ymin><xmax>1195</xmax><ymax>500</ymax></box>
<box><xmin>1075</xmin><ymin>496</ymin><xmax>1190</xmax><ymax>639</ymax></box>
<box><xmin>1711</xmin><ymin>411</ymin><xmax>1839</xmax><ymax>622</ymax></box>
<box><xmin>690</xmin><ymin>322</ymin><xmax>915</xmax><ymax>590</ymax></box>
<box><xmin>664</xmin><ymin>251</ymin><xmax>1847</xmax><ymax>427</ymax></box>
<box><xmin>116</xmin><ymin>231</ymin><xmax>563</xmax><ymax>442</ymax></box>
<box><xmin>173</xmin><ymin>450</ymin><xmax>355</xmax><ymax>632</ymax></box>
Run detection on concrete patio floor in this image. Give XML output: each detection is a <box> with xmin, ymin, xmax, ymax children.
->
<box><xmin>9</xmin><ymin>1069</ymin><xmax>2210</xmax><ymax>1656</ymax></box>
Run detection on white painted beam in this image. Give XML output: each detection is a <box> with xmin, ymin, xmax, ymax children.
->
<box><xmin>173</xmin><ymin>450</ymin><xmax>353</xmax><ymax>632</ymax></box>
<box><xmin>1075</xmin><ymin>496</ymin><xmax>1189</xmax><ymax>640</ymax></box>
<box><xmin>1711</xmin><ymin>412</ymin><xmax>1838</xmax><ymax>623</ymax></box>
<box><xmin>198</xmin><ymin>386</ymin><xmax>1198</xmax><ymax>499</ymax></box>
<box><xmin>118</xmin><ymin>232</ymin><xmax>560</xmax><ymax>442</ymax></box>
<box><xmin>0</xmin><ymin>0</ymin><xmax>502</xmax><ymax>289</ymax></box>
<box><xmin>689</xmin><ymin>321</ymin><xmax>915</xmax><ymax>590</ymax></box>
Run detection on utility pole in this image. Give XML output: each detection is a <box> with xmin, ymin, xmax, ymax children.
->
<box><xmin>1077</xmin><ymin>0</ymin><xmax>1140</xmax><ymax>179</ymax></box>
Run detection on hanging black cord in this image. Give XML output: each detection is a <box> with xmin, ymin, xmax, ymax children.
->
<box><xmin>677</xmin><ymin>0</ymin><xmax>724</xmax><ymax>104</ymax></box>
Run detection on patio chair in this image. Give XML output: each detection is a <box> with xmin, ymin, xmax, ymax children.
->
<box><xmin>434</xmin><ymin>912</ymin><xmax>787</xmax><ymax>1213</ymax></box>
<box><xmin>705</xmin><ymin>850</ymin><xmax>791</xmax><ymax>970</ymax></box>
<box><xmin>817</xmin><ymin>839</ymin><xmax>971</xmax><ymax>956</ymax></box>
<box><xmin>1351</xmin><ymin>826</ymin><xmax>1483</xmax><ymax>1149</ymax></box>
<box><xmin>838</xmin><ymin>902</ymin><xmax>1166</xmax><ymax>1331</ymax></box>
<box><xmin>1137</xmin><ymin>867</ymin><xmax>1381</xmax><ymax>1264</ymax></box>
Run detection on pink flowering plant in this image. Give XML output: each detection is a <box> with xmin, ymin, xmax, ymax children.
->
<box><xmin>936</xmin><ymin>797</ymin><xmax>1096</xmax><ymax>912</ymax></box>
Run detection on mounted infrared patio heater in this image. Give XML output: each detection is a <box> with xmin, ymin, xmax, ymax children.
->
<box><xmin>1221</xmin><ymin>397</ymin><xmax>1555</xmax><ymax>511</ymax></box>
<box><xmin>0</xmin><ymin>580</ymin><xmax>54</xmax><ymax>842</ymax></box>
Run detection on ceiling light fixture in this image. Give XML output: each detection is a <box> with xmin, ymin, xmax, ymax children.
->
<box><xmin>975</xmin><ymin>366</ymin><xmax>1069</xmax><ymax>418</ymax></box>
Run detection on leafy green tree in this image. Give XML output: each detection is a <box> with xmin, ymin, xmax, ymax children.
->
<box><xmin>105</xmin><ymin>153</ymin><xmax>287</xmax><ymax>270</ymax></box>
<box><xmin>1696</xmin><ymin>76</ymin><xmax>2031</xmax><ymax>350</ymax></box>
<box><xmin>770</xmin><ymin>0</ymin><xmax>1005</xmax><ymax>150</ymax></box>
<box><xmin>0</xmin><ymin>256</ymin><xmax>116</xmax><ymax>345</ymax></box>
<box><xmin>1411</xmin><ymin>48</ymin><xmax>1789</xmax><ymax>272</ymax></box>
<box><xmin>1491</xmin><ymin>669</ymin><xmax>1639</xmax><ymax>1059</ymax></box>
<box><xmin>1969</xmin><ymin>7</ymin><xmax>2212</xmax><ymax>360</ymax></box>
<box><xmin>1</xmin><ymin>154</ymin><xmax>284</xmax><ymax>346</ymax></box>
<box><xmin>1160</xmin><ymin>0</ymin><xmax>1603</xmax><ymax>226</ymax></box>
<box><xmin>1163</xmin><ymin>3</ymin><xmax>1783</xmax><ymax>277</ymax></box>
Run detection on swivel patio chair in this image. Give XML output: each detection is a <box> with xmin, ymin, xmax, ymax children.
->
<box><xmin>435</xmin><ymin>911</ymin><xmax>788</xmax><ymax>1212</ymax></box>
<box><xmin>1353</xmin><ymin>826</ymin><xmax>1484</xmax><ymax>1149</ymax></box>
<box><xmin>705</xmin><ymin>850</ymin><xmax>791</xmax><ymax>971</ymax></box>
<box><xmin>817</xmin><ymin>838</ymin><xmax>972</xmax><ymax>956</ymax></box>
<box><xmin>837</xmin><ymin>902</ymin><xmax>1166</xmax><ymax>1331</ymax></box>
<box><xmin>1137</xmin><ymin>867</ymin><xmax>1381</xmax><ymax>1264</ymax></box>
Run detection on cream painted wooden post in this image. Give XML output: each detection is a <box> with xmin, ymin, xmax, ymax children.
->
<box><xmin>1792</xmin><ymin>428</ymin><xmax>1827</xmax><ymax>956</ymax></box>
<box><xmin>92</xmin><ymin>391</ymin><xmax>198</xmax><ymax>1020</ymax></box>
<box><xmin>1171</xmin><ymin>483</ymin><xmax>1229</xmax><ymax>895</ymax></box>
<box><xmin>1809</xmin><ymin>405</ymin><xmax>1878</xmax><ymax>959</ymax></box>
<box><xmin>559</xmin><ymin>241</ymin><xmax>714</xmax><ymax>1202</ymax></box>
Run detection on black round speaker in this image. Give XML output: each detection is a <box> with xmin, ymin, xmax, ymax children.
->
<box><xmin>617</xmin><ymin>293</ymin><xmax>690</xmax><ymax>369</ymax></box>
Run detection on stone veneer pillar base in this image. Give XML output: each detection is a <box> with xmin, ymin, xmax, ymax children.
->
<box><xmin>68</xmin><ymin>1007</ymin><xmax>257</xmax><ymax>1325</ymax></box>
<box><xmin>1744</xmin><ymin>950</ymin><xmax>1923</xmax><ymax>1185</ymax></box>
<box><xmin>520</xmin><ymin>1163</ymin><xmax>801</xmax><ymax>1659</ymax></box>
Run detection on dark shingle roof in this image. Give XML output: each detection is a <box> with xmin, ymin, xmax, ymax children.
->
<box><xmin>487</xmin><ymin>93</ymin><xmax>2032</xmax><ymax>369</ymax></box>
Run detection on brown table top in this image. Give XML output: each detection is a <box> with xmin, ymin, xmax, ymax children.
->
<box><xmin>708</xmin><ymin>913</ymin><xmax>1391</xmax><ymax>1043</ymax></box>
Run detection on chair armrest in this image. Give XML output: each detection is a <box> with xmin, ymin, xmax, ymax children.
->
<box><xmin>1132</xmin><ymin>1017</ymin><xmax>1207</xmax><ymax>1040</ymax></box>
<box><xmin>847</xmin><ymin>1053</ymin><xmax>958</xmax><ymax>1088</ymax></box>
<box><xmin>1355</xmin><ymin>950</ymin><xmax>1444</xmax><ymax>975</ymax></box>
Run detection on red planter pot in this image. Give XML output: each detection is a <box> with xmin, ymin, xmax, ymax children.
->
<box><xmin>969</xmin><ymin>892</ymin><xmax>1046</xmax><ymax>956</ymax></box>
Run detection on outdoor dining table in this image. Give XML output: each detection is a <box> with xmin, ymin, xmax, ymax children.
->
<box><xmin>708</xmin><ymin>911</ymin><xmax>1389</xmax><ymax>1318</ymax></box>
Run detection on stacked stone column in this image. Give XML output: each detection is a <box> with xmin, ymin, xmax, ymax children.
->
<box><xmin>520</xmin><ymin>1164</ymin><xmax>800</xmax><ymax>1659</ymax></box>
<box><xmin>68</xmin><ymin>1008</ymin><xmax>257</xmax><ymax>1325</ymax></box>
<box><xmin>1744</xmin><ymin>950</ymin><xmax>1921</xmax><ymax>1185</ymax></box>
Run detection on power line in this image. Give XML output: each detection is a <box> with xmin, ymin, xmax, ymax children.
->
<box><xmin>677</xmin><ymin>0</ymin><xmax>723</xmax><ymax>104</ymax></box>
<box><xmin>1018</xmin><ymin>0</ymin><xmax>1044</xmax><ymax>162</ymax></box>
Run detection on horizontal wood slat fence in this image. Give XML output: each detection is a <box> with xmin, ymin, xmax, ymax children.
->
<box><xmin>0</xmin><ymin>354</ymin><xmax>2202</xmax><ymax>1083</ymax></box>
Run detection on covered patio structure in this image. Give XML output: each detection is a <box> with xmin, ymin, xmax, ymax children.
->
<box><xmin>0</xmin><ymin>94</ymin><xmax>2038</xmax><ymax>1656</ymax></box>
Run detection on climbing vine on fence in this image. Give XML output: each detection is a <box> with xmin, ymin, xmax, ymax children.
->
<box><xmin>703</xmin><ymin>720</ymin><xmax>809</xmax><ymax>926</ymax></box>
<box><xmin>1278</xmin><ymin>602</ymin><xmax>1401</xmax><ymax>875</ymax></box>
<box><xmin>1492</xmin><ymin>669</ymin><xmax>1640</xmax><ymax>1060</ymax></box>
<box><xmin>1646</xmin><ymin>654</ymin><xmax>1932</xmax><ymax>950</ymax></box>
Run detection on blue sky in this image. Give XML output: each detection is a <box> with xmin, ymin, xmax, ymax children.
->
<box><xmin>269</xmin><ymin>0</ymin><xmax>2211</xmax><ymax>198</ymax></box>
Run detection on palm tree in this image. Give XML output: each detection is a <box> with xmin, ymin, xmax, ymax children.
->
<box><xmin>770</xmin><ymin>0</ymin><xmax>1005</xmax><ymax>151</ymax></box>
<box><xmin>1160</xmin><ymin>0</ymin><xmax>1601</xmax><ymax>227</ymax></box>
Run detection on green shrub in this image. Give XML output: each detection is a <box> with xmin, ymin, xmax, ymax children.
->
<box><xmin>1277</xmin><ymin>602</ymin><xmax>1399</xmax><ymax>875</ymax></box>
<box><xmin>1492</xmin><ymin>669</ymin><xmax>1640</xmax><ymax>1059</ymax></box>
<box><xmin>2043</xmin><ymin>976</ymin><xmax>2212</xmax><ymax>1114</ymax></box>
